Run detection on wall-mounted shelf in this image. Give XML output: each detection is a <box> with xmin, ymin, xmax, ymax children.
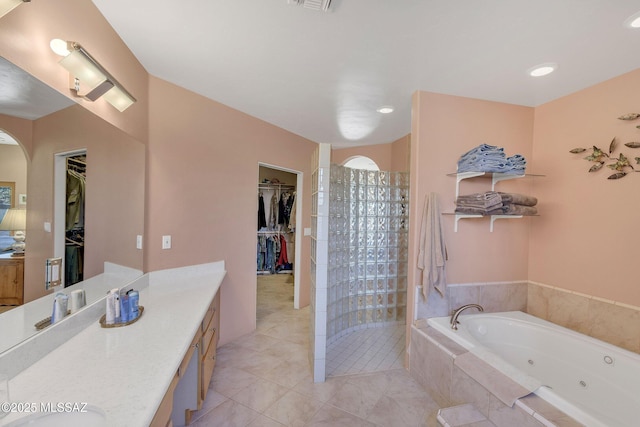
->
<box><xmin>443</xmin><ymin>212</ymin><xmax>528</xmax><ymax>232</ymax></box>
<box><xmin>447</xmin><ymin>171</ymin><xmax>543</xmax><ymax>232</ymax></box>
<box><xmin>447</xmin><ymin>171</ymin><xmax>544</xmax><ymax>199</ymax></box>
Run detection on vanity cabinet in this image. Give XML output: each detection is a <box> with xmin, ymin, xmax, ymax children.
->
<box><xmin>150</xmin><ymin>372</ymin><xmax>179</xmax><ymax>427</ymax></box>
<box><xmin>0</xmin><ymin>255</ymin><xmax>24</xmax><ymax>305</ymax></box>
<box><xmin>200</xmin><ymin>292</ymin><xmax>220</xmax><ymax>405</ymax></box>
<box><xmin>165</xmin><ymin>292</ymin><xmax>220</xmax><ymax>426</ymax></box>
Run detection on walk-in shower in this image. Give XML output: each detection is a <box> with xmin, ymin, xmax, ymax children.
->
<box><xmin>310</xmin><ymin>144</ymin><xmax>409</xmax><ymax>381</ymax></box>
<box><xmin>327</xmin><ymin>164</ymin><xmax>409</xmax><ymax>343</ymax></box>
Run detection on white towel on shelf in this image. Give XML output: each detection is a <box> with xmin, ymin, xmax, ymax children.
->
<box><xmin>417</xmin><ymin>192</ymin><xmax>447</xmax><ymax>300</ymax></box>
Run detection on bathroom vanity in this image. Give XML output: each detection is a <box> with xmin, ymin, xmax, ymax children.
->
<box><xmin>0</xmin><ymin>261</ymin><xmax>225</xmax><ymax>427</ymax></box>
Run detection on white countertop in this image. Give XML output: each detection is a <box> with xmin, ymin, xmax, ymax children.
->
<box><xmin>0</xmin><ymin>261</ymin><xmax>225</xmax><ymax>427</ymax></box>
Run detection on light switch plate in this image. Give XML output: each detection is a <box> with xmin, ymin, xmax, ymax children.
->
<box><xmin>45</xmin><ymin>257</ymin><xmax>63</xmax><ymax>290</ymax></box>
<box><xmin>162</xmin><ymin>235</ymin><xmax>171</xmax><ymax>249</ymax></box>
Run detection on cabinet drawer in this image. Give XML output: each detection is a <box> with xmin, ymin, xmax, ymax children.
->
<box><xmin>200</xmin><ymin>328</ymin><xmax>217</xmax><ymax>356</ymax></box>
<box><xmin>201</xmin><ymin>301</ymin><xmax>216</xmax><ymax>335</ymax></box>
<box><xmin>200</xmin><ymin>330</ymin><xmax>217</xmax><ymax>402</ymax></box>
<box><xmin>179</xmin><ymin>333</ymin><xmax>200</xmax><ymax>378</ymax></box>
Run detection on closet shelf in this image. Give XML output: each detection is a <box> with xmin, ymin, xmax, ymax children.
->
<box><xmin>257</xmin><ymin>229</ymin><xmax>294</xmax><ymax>235</ymax></box>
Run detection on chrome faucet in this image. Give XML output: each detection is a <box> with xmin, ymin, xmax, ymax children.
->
<box><xmin>450</xmin><ymin>304</ymin><xmax>484</xmax><ymax>330</ymax></box>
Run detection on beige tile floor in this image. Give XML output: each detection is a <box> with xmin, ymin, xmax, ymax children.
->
<box><xmin>189</xmin><ymin>274</ymin><xmax>441</xmax><ymax>426</ymax></box>
<box><xmin>326</xmin><ymin>322</ymin><xmax>405</xmax><ymax>377</ymax></box>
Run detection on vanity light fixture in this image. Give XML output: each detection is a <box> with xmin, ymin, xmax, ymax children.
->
<box><xmin>377</xmin><ymin>106</ymin><xmax>394</xmax><ymax>114</ymax></box>
<box><xmin>528</xmin><ymin>63</ymin><xmax>557</xmax><ymax>77</ymax></box>
<box><xmin>0</xmin><ymin>0</ymin><xmax>29</xmax><ymax>19</ymax></box>
<box><xmin>49</xmin><ymin>39</ymin><xmax>136</xmax><ymax>112</ymax></box>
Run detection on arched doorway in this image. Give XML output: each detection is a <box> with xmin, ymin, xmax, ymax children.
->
<box><xmin>0</xmin><ymin>129</ymin><xmax>27</xmax><ymax>311</ymax></box>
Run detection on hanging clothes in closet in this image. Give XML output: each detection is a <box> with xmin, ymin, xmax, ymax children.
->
<box><xmin>257</xmin><ymin>181</ymin><xmax>295</xmax><ymax>274</ymax></box>
<box><xmin>277</xmin><ymin>234</ymin><xmax>292</xmax><ymax>272</ymax></box>
<box><xmin>288</xmin><ymin>191</ymin><xmax>297</xmax><ymax>232</ymax></box>
<box><xmin>66</xmin><ymin>158</ymin><xmax>86</xmax><ymax>287</ymax></box>
<box><xmin>278</xmin><ymin>191</ymin><xmax>294</xmax><ymax>228</ymax></box>
<box><xmin>269</xmin><ymin>192</ymin><xmax>278</xmax><ymax>229</ymax></box>
<box><xmin>257</xmin><ymin>234</ymin><xmax>279</xmax><ymax>274</ymax></box>
<box><xmin>258</xmin><ymin>192</ymin><xmax>267</xmax><ymax>230</ymax></box>
<box><xmin>256</xmin><ymin>233</ymin><xmax>292</xmax><ymax>273</ymax></box>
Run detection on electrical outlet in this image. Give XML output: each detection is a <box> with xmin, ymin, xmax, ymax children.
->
<box><xmin>136</xmin><ymin>235</ymin><xmax>143</xmax><ymax>250</ymax></box>
<box><xmin>162</xmin><ymin>235</ymin><xmax>171</xmax><ymax>249</ymax></box>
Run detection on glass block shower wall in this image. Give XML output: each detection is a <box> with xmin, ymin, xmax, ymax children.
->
<box><xmin>327</xmin><ymin>165</ymin><xmax>409</xmax><ymax>344</ymax></box>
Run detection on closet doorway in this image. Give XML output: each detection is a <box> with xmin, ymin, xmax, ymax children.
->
<box><xmin>256</xmin><ymin>163</ymin><xmax>302</xmax><ymax>326</ymax></box>
<box><xmin>54</xmin><ymin>149</ymin><xmax>87</xmax><ymax>287</ymax></box>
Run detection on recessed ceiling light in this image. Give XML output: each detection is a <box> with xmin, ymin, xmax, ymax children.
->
<box><xmin>624</xmin><ymin>11</ymin><xmax>640</xmax><ymax>28</ymax></box>
<box><xmin>377</xmin><ymin>106</ymin><xmax>394</xmax><ymax>114</ymax></box>
<box><xmin>528</xmin><ymin>63</ymin><xmax>557</xmax><ymax>77</ymax></box>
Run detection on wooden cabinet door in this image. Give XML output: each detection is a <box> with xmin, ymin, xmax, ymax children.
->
<box><xmin>0</xmin><ymin>257</ymin><xmax>24</xmax><ymax>305</ymax></box>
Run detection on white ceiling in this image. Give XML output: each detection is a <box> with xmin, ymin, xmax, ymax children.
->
<box><xmin>0</xmin><ymin>57</ymin><xmax>75</xmax><ymax>145</ymax></box>
<box><xmin>89</xmin><ymin>0</ymin><xmax>640</xmax><ymax>147</ymax></box>
<box><xmin>3</xmin><ymin>2</ymin><xmax>640</xmax><ymax>148</ymax></box>
<box><xmin>0</xmin><ymin>57</ymin><xmax>74</xmax><ymax>122</ymax></box>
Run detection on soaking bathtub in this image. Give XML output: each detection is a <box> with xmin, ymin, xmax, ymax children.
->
<box><xmin>427</xmin><ymin>311</ymin><xmax>640</xmax><ymax>427</ymax></box>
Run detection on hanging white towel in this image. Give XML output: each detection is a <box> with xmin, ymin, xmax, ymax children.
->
<box><xmin>417</xmin><ymin>192</ymin><xmax>447</xmax><ymax>300</ymax></box>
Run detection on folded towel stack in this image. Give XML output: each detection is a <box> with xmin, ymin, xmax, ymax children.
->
<box><xmin>457</xmin><ymin>144</ymin><xmax>526</xmax><ymax>175</ymax></box>
<box><xmin>455</xmin><ymin>192</ymin><xmax>538</xmax><ymax>216</ymax></box>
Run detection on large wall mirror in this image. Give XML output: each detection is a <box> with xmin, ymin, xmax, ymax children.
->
<box><xmin>0</xmin><ymin>57</ymin><xmax>145</xmax><ymax>354</ymax></box>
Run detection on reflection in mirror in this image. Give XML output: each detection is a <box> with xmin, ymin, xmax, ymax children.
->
<box><xmin>0</xmin><ymin>57</ymin><xmax>145</xmax><ymax>354</ymax></box>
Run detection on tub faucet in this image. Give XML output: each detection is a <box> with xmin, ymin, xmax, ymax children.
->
<box><xmin>450</xmin><ymin>304</ymin><xmax>484</xmax><ymax>330</ymax></box>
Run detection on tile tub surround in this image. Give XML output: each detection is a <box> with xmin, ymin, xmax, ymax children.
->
<box><xmin>415</xmin><ymin>282</ymin><xmax>528</xmax><ymax>320</ymax></box>
<box><xmin>414</xmin><ymin>281</ymin><xmax>640</xmax><ymax>356</ymax></box>
<box><xmin>0</xmin><ymin>261</ymin><xmax>225</xmax><ymax>427</ymax></box>
<box><xmin>409</xmin><ymin>325</ymin><xmax>583</xmax><ymax>427</ymax></box>
<box><xmin>527</xmin><ymin>281</ymin><xmax>640</xmax><ymax>354</ymax></box>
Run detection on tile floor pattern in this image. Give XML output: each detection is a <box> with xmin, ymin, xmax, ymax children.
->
<box><xmin>326</xmin><ymin>323</ymin><xmax>405</xmax><ymax>377</ymax></box>
<box><xmin>189</xmin><ymin>274</ymin><xmax>441</xmax><ymax>426</ymax></box>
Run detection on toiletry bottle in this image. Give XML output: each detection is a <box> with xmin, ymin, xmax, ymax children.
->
<box><xmin>128</xmin><ymin>290</ymin><xmax>139</xmax><ymax>320</ymax></box>
<box><xmin>119</xmin><ymin>290</ymin><xmax>130</xmax><ymax>323</ymax></box>
<box><xmin>105</xmin><ymin>289</ymin><xmax>119</xmax><ymax>325</ymax></box>
<box><xmin>114</xmin><ymin>291</ymin><xmax>121</xmax><ymax>323</ymax></box>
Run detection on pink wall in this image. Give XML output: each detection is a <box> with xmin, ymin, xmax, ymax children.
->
<box><xmin>529</xmin><ymin>68</ymin><xmax>640</xmax><ymax>306</ymax></box>
<box><xmin>331</xmin><ymin>134</ymin><xmax>410</xmax><ymax>172</ymax></box>
<box><xmin>0</xmin><ymin>115</ymin><xmax>32</xmax><ymax>159</ymax></box>
<box><xmin>10</xmin><ymin>106</ymin><xmax>145</xmax><ymax>303</ymax></box>
<box><xmin>391</xmin><ymin>134</ymin><xmax>410</xmax><ymax>173</ymax></box>
<box><xmin>147</xmin><ymin>77</ymin><xmax>317</xmax><ymax>345</ymax></box>
<box><xmin>0</xmin><ymin>144</ymin><xmax>27</xmax><ymax>202</ymax></box>
<box><xmin>408</xmin><ymin>91</ymin><xmax>535</xmax><ymax>325</ymax></box>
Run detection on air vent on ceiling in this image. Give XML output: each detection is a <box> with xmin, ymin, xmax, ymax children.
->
<box><xmin>288</xmin><ymin>0</ymin><xmax>332</xmax><ymax>12</ymax></box>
